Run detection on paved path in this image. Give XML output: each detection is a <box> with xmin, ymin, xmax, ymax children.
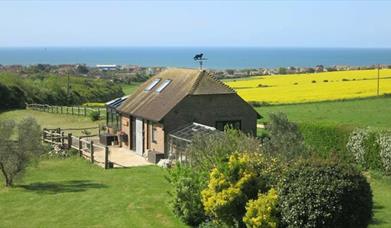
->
<box><xmin>83</xmin><ymin>145</ymin><xmax>152</xmax><ymax>168</ymax></box>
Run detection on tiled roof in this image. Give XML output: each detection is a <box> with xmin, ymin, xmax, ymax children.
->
<box><xmin>117</xmin><ymin>68</ymin><xmax>235</xmax><ymax>121</ymax></box>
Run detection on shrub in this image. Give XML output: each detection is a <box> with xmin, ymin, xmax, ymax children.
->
<box><xmin>263</xmin><ymin>113</ymin><xmax>307</xmax><ymax>160</ymax></box>
<box><xmin>201</xmin><ymin>153</ymin><xmax>281</xmax><ymax>226</ymax></box>
<box><xmin>187</xmin><ymin>128</ymin><xmax>261</xmax><ymax>172</ymax></box>
<box><xmin>243</xmin><ymin>188</ymin><xmax>279</xmax><ymax>228</ymax></box>
<box><xmin>378</xmin><ymin>133</ymin><xmax>391</xmax><ymax>174</ymax></box>
<box><xmin>347</xmin><ymin>128</ymin><xmax>369</xmax><ymax>166</ymax></box>
<box><xmin>278</xmin><ymin>161</ymin><xmax>372</xmax><ymax>228</ymax></box>
<box><xmin>89</xmin><ymin>110</ymin><xmax>100</xmax><ymax>121</ymax></box>
<box><xmin>167</xmin><ymin>165</ymin><xmax>207</xmax><ymax>226</ymax></box>
<box><xmin>346</xmin><ymin>128</ymin><xmax>382</xmax><ymax>171</ymax></box>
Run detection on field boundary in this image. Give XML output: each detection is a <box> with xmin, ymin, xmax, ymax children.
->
<box><xmin>26</xmin><ymin>103</ymin><xmax>105</xmax><ymax>117</ymax></box>
<box><xmin>42</xmin><ymin>128</ymin><xmax>112</xmax><ymax>169</ymax></box>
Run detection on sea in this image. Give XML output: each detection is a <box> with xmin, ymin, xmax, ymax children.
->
<box><xmin>1</xmin><ymin>47</ymin><xmax>391</xmax><ymax>69</ymax></box>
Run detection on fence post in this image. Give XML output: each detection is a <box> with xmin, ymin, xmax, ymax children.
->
<box><xmin>90</xmin><ymin>141</ymin><xmax>94</xmax><ymax>163</ymax></box>
<box><xmin>84</xmin><ymin>107</ymin><xmax>87</xmax><ymax>116</ymax></box>
<box><xmin>61</xmin><ymin>106</ymin><xmax>63</xmax><ymax>114</ymax></box>
<box><xmin>78</xmin><ymin>137</ymin><xmax>82</xmax><ymax>157</ymax></box>
<box><xmin>78</xmin><ymin>106</ymin><xmax>80</xmax><ymax>116</ymax></box>
<box><xmin>72</xmin><ymin>107</ymin><xmax>74</xmax><ymax>115</ymax></box>
<box><xmin>68</xmin><ymin>133</ymin><xmax>72</xmax><ymax>149</ymax></box>
<box><xmin>42</xmin><ymin>128</ymin><xmax>47</xmax><ymax>143</ymax></box>
<box><xmin>61</xmin><ymin>132</ymin><xmax>65</xmax><ymax>147</ymax></box>
<box><xmin>50</xmin><ymin>130</ymin><xmax>54</xmax><ymax>144</ymax></box>
<box><xmin>104</xmin><ymin>146</ymin><xmax>109</xmax><ymax>169</ymax></box>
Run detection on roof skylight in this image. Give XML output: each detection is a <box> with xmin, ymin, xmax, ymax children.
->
<box><xmin>144</xmin><ymin>78</ymin><xmax>161</xmax><ymax>91</ymax></box>
<box><xmin>156</xmin><ymin>79</ymin><xmax>172</xmax><ymax>93</ymax></box>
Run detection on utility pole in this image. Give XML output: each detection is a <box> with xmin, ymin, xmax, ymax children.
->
<box><xmin>377</xmin><ymin>64</ymin><xmax>380</xmax><ymax>96</ymax></box>
<box><xmin>67</xmin><ymin>70</ymin><xmax>71</xmax><ymax>105</ymax></box>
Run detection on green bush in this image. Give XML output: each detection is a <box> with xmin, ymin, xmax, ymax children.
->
<box><xmin>378</xmin><ymin>133</ymin><xmax>391</xmax><ymax>174</ymax></box>
<box><xmin>346</xmin><ymin>128</ymin><xmax>383</xmax><ymax>171</ymax></box>
<box><xmin>167</xmin><ymin>165</ymin><xmax>207</xmax><ymax>226</ymax></box>
<box><xmin>278</xmin><ymin>161</ymin><xmax>373</xmax><ymax>228</ymax></box>
<box><xmin>89</xmin><ymin>111</ymin><xmax>100</xmax><ymax>121</ymax></box>
<box><xmin>263</xmin><ymin>112</ymin><xmax>307</xmax><ymax>160</ymax></box>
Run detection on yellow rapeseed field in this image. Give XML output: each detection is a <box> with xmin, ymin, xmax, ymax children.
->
<box><xmin>225</xmin><ymin>69</ymin><xmax>391</xmax><ymax>104</ymax></box>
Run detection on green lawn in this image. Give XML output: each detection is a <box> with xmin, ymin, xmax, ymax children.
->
<box><xmin>0</xmin><ymin>158</ymin><xmax>184</xmax><ymax>227</ymax></box>
<box><xmin>0</xmin><ymin>109</ymin><xmax>104</xmax><ymax>135</ymax></box>
<box><xmin>369</xmin><ymin>172</ymin><xmax>391</xmax><ymax>227</ymax></box>
<box><xmin>0</xmin><ymin>157</ymin><xmax>389</xmax><ymax>227</ymax></box>
<box><xmin>122</xmin><ymin>83</ymin><xmax>141</xmax><ymax>95</ymax></box>
<box><xmin>257</xmin><ymin>96</ymin><xmax>391</xmax><ymax>129</ymax></box>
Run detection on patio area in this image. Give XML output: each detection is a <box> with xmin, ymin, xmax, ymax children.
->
<box><xmin>82</xmin><ymin>144</ymin><xmax>152</xmax><ymax>168</ymax></box>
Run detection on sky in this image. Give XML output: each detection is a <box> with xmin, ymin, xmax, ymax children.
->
<box><xmin>0</xmin><ymin>0</ymin><xmax>391</xmax><ymax>48</ymax></box>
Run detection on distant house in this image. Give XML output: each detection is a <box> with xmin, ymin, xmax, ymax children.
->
<box><xmin>96</xmin><ymin>64</ymin><xmax>119</xmax><ymax>71</ymax></box>
<box><xmin>105</xmin><ymin>68</ymin><xmax>260</xmax><ymax>162</ymax></box>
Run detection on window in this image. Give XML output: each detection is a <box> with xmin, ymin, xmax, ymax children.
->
<box><xmin>152</xmin><ymin>125</ymin><xmax>158</xmax><ymax>143</ymax></box>
<box><xmin>155</xmin><ymin>79</ymin><xmax>171</xmax><ymax>93</ymax></box>
<box><xmin>144</xmin><ymin>78</ymin><xmax>161</xmax><ymax>91</ymax></box>
<box><xmin>215</xmin><ymin>120</ymin><xmax>241</xmax><ymax>131</ymax></box>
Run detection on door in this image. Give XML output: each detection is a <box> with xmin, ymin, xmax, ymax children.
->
<box><xmin>135</xmin><ymin>118</ymin><xmax>143</xmax><ymax>155</ymax></box>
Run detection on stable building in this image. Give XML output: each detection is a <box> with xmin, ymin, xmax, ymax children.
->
<box><xmin>106</xmin><ymin>68</ymin><xmax>260</xmax><ymax>162</ymax></box>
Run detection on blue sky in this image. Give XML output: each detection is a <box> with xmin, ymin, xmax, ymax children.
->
<box><xmin>1</xmin><ymin>0</ymin><xmax>390</xmax><ymax>48</ymax></box>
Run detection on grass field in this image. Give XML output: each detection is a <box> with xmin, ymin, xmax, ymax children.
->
<box><xmin>0</xmin><ymin>109</ymin><xmax>103</xmax><ymax>135</ymax></box>
<box><xmin>122</xmin><ymin>83</ymin><xmax>141</xmax><ymax>95</ymax></box>
<box><xmin>0</xmin><ymin>158</ymin><xmax>184</xmax><ymax>227</ymax></box>
<box><xmin>225</xmin><ymin>69</ymin><xmax>391</xmax><ymax>104</ymax></box>
<box><xmin>257</xmin><ymin>96</ymin><xmax>391</xmax><ymax>129</ymax></box>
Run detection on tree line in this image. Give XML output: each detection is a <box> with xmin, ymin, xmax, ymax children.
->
<box><xmin>0</xmin><ymin>73</ymin><xmax>124</xmax><ymax>109</ymax></box>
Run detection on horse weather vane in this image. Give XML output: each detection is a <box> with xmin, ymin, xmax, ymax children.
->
<box><xmin>193</xmin><ymin>53</ymin><xmax>207</xmax><ymax>70</ymax></box>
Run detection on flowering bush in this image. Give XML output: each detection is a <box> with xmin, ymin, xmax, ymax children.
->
<box><xmin>378</xmin><ymin>133</ymin><xmax>391</xmax><ymax>174</ymax></box>
<box><xmin>201</xmin><ymin>153</ymin><xmax>281</xmax><ymax>226</ymax></box>
<box><xmin>347</xmin><ymin>128</ymin><xmax>369</xmax><ymax>166</ymax></box>
<box><xmin>201</xmin><ymin>153</ymin><xmax>259</xmax><ymax>226</ymax></box>
<box><xmin>243</xmin><ymin>188</ymin><xmax>279</xmax><ymax>228</ymax></box>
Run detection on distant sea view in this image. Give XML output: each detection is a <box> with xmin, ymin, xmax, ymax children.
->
<box><xmin>0</xmin><ymin>47</ymin><xmax>391</xmax><ymax>69</ymax></box>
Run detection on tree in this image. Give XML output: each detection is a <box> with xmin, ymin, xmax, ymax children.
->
<box><xmin>76</xmin><ymin>64</ymin><xmax>89</xmax><ymax>74</ymax></box>
<box><xmin>0</xmin><ymin>118</ymin><xmax>42</xmax><ymax>187</ymax></box>
<box><xmin>277</xmin><ymin>67</ymin><xmax>287</xmax><ymax>74</ymax></box>
<box><xmin>263</xmin><ymin>112</ymin><xmax>307</xmax><ymax>160</ymax></box>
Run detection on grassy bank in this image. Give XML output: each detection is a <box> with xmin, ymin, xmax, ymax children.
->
<box><xmin>0</xmin><ymin>158</ymin><xmax>184</xmax><ymax>227</ymax></box>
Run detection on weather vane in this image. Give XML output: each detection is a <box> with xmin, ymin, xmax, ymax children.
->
<box><xmin>193</xmin><ymin>53</ymin><xmax>207</xmax><ymax>70</ymax></box>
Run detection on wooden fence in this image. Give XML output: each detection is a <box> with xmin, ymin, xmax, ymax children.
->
<box><xmin>42</xmin><ymin>128</ymin><xmax>112</xmax><ymax>169</ymax></box>
<box><xmin>26</xmin><ymin>103</ymin><xmax>105</xmax><ymax>117</ymax></box>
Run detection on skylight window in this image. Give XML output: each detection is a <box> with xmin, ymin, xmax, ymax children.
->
<box><xmin>144</xmin><ymin>78</ymin><xmax>161</xmax><ymax>91</ymax></box>
<box><xmin>156</xmin><ymin>79</ymin><xmax>172</xmax><ymax>93</ymax></box>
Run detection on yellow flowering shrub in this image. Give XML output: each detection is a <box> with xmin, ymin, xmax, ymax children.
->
<box><xmin>201</xmin><ymin>153</ymin><xmax>270</xmax><ymax>226</ymax></box>
<box><xmin>243</xmin><ymin>188</ymin><xmax>279</xmax><ymax>228</ymax></box>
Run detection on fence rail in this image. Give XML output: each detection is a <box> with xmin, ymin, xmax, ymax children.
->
<box><xmin>26</xmin><ymin>103</ymin><xmax>105</xmax><ymax>117</ymax></box>
<box><xmin>42</xmin><ymin>128</ymin><xmax>111</xmax><ymax>169</ymax></box>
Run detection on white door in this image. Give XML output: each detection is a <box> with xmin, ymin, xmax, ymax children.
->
<box><xmin>135</xmin><ymin>118</ymin><xmax>143</xmax><ymax>155</ymax></box>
